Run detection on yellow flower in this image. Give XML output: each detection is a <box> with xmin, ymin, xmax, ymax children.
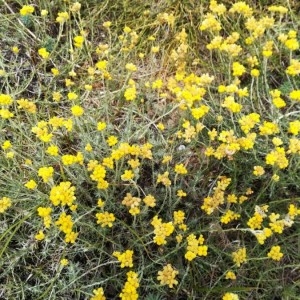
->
<box><xmin>285</xmin><ymin>39</ymin><xmax>299</xmax><ymax>51</ymax></box>
<box><xmin>119</xmin><ymin>271</ymin><xmax>139</xmax><ymax>300</ymax></box>
<box><xmin>121</xmin><ymin>170</ymin><xmax>134</xmax><ymax>181</ymax></box>
<box><xmin>177</xmin><ymin>190</ymin><xmax>187</xmax><ymax>197</ymax></box>
<box><xmin>56</xmin><ymin>12</ymin><xmax>69</xmax><ymax>23</ymax></box>
<box><xmin>41</xmin><ymin>10</ymin><xmax>48</xmax><ymax>16</ymax></box>
<box><xmin>74</xmin><ymin>36</ymin><xmax>85</xmax><ymax>48</ymax></box>
<box><xmin>143</xmin><ymin>194</ymin><xmax>156</xmax><ymax>207</ymax></box>
<box><xmin>106</xmin><ymin>135</ymin><xmax>118</xmax><ymax>146</ymax></box>
<box><xmin>91</xmin><ymin>287</ymin><xmax>106</xmax><ymax>300</ymax></box>
<box><xmin>46</xmin><ymin>145</ymin><xmax>59</xmax><ymax>156</ymax></box>
<box><xmin>97</xmin><ymin>121</ymin><xmax>107</xmax><ymax>131</ymax></box>
<box><xmin>225</xmin><ymin>271</ymin><xmax>236</xmax><ymax>280</ymax></box>
<box><xmin>125</xmin><ymin>63</ymin><xmax>137</xmax><ymax>72</ymax></box>
<box><xmin>52</xmin><ymin>92</ymin><xmax>62</xmax><ymax>102</ymax></box>
<box><xmin>85</xmin><ymin>143</ymin><xmax>93</xmax><ymax>152</ymax></box>
<box><xmin>290</xmin><ymin>90</ymin><xmax>300</xmax><ymax>101</ymax></box>
<box><xmin>38</xmin><ymin>48</ymin><xmax>50</xmax><ymax>59</ymax></box>
<box><xmin>124</xmin><ymin>86</ymin><xmax>136</xmax><ymax>101</ymax></box>
<box><xmin>268</xmin><ymin>5</ymin><xmax>288</xmax><ymax>14</ymax></box>
<box><xmin>113</xmin><ymin>250</ymin><xmax>134</xmax><ymax>268</ymax></box>
<box><xmin>157</xmin><ymin>264</ymin><xmax>178</xmax><ymax>288</ymax></box>
<box><xmin>20</xmin><ymin>5</ymin><xmax>35</xmax><ymax>16</ymax></box>
<box><xmin>223</xmin><ymin>293</ymin><xmax>239</xmax><ymax>300</ymax></box>
<box><xmin>220</xmin><ymin>210</ymin><xmax>240</xmax><ymax>224</ymax></box>
<box><xmin>0</xmin><ymin>197</ymin><xmax>12</xmax><ymax>213</ymax></box>
<box><xmin>151</xmin><ymin>46</ymin><xmax>160</xmax><ymax>53</ymax></box>
<box><xmin>24</xmin><ymin>180</ymin><xmax>37</xmax><ymax>190</ymax></box>
<box><xmin>157</xmin><ymin>171</ymin><xmax>171</xmax><ymax>186</ymax></box>
<box><xmin>85</xmin><ymin>84</ymin><xmax>93</xmax><ymax>91</ymax></box>
<box><xmin>232</xmin><ymin>247</ymin><xmax>247</xmax><ymax>267</ymax></box>
<box><xmin>2</xmin><ymin>140</ymin><xmax>12</xmax><ymax>150</ymax></box>
<box><xmin>65</xmin><ymin>78</ymin><xmax>74</xmax><ymax>87</ymax></box>
<box><xmin>229</xmin><ymin>1</ymin><xmax>253</xmax><ymax>17</ymax></box>
<box><xmin>60</xmin><ymin>258</ymin><xmax>69</xmax><ymax>266</ymax></box>
<box><xmin>267</xmin><ymin>245</ymin><xmax>283</xmax><ymax>261</ymax></box>
<box><xmin>51</xmin><ymin>68</ymin><xmax>59</xmax><ymax>76</ymax></box>
<box><xmin>35</xmin><ymin>230</ymin><xmax>45</xmax><ymax>241</ymax></box>
<box><xmin>174</xmin><ymin>163</ymin><xmax>187</xmax><ymax>175</ymax></box>
<box><xmin>0</xmin><ymin>94</ymin><xmax>13</xmax><ymax>106</ymax></box>
<box><xmin>38</xmin><ymin>166</ymin><xmax>54</xmax><ymax>183</ymax></box>
<box><xmin>17</xmin><ymin>98</ymin><xmax>36</xmax><ymax>113</ymax></box>
<box><xmin>96</xmin><ymin>211</ymin><xmax>115</xmax><ymax>227</ymax></box>
<box><xmin>71</xmin><ymin>105</ymin><xmax>84</xmax><ymax>116</ymax></box>
<box><xmin>70</xmin><ymin>2</ymin><xmax>81</xmax><ymax>13</ymax></box>
<box><xmin>103</xmin><ymin>21</ymin><xmax>112</xmax><ymax>28</ymax></box>
<box><xmin>65</xmin><ymin>231</ymin><xmax>78</xmax><ymax>244</ymax></box>
<box><xmin>251</xmin><ymin>69</ymin><xmax>260</xmax><ymax>77</ymax></box>
<box><xmin>253</xmin><ymin>166</ymin><xmax>265</xmax><ymax>176</ymax></box>
<box><xmin>123</xmin><ymin>26</ymin><xmax>131</xmax><ymax>33</ymax></box>
<box><xmin>259</xmin><ymin>121</ymin><xmax>279</xmax><ymax>135</ymax></box>
<box><xmin>11</xmin><ymin>46</ymin><xmax>19</xmax><ymax>54</ymax></box>
<box><xmin>67</xmin><ymin>92</ymin><xmax>78</xmax><ymax>101</ymax></box>
<box><xmin>232</xmin><ymin>62</ymin><xmax>246</xmax><ymax>77</ymax></box>
<box><xmin>97</xmin><ymin>199</ymin><xmax>105</xmax><ymax>208</ymax></box>
<box><xmin>222</xmin><ymin>96</ymin><xmax>242</xmax><ymax>113</ymax></box>
<box><xmin>50</xmin><ymin>182</ymin><xmax>76</xmax><ymax>206</ymax></box>
<box><xmin>199</xmin><ymin>13</ymin><xmax>221</xmax><ymax>32</ymax></box>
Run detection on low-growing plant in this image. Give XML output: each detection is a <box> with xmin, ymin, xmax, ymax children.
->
<box><xmin>0</xmin><ymin>1</ymin><xmax>300</xmax><ymax>299</ymax></box>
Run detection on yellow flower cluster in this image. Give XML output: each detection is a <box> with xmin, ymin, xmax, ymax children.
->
<box><xmin>37</xmin><ymin>206</ymin><xmax>52</xmax><ymax>228</ymax></box>
<box><xmin>0</xmin><ymin>94</ymin><xmax>13</xmax><ymax>105</ymax></box>
<box><xmin>0</xmin><ymin>94</ymin><xmax>14</xmax><ymax>119</ymax></box>
<box><xmin>113</xmin><ymin>250</ymin><xmax>134</xmax><ymax>268</ymax></box>
<box><xmin>38</xmin><ymin>48</ymin><xmax>50</xmax><ymax>59</ymax></box>
<box><xmin>73</xmin><ymin>36</ymin><xmax>85</xmax><ymax>48</ymax></box>
<box><xmin>222</xmin><ymin>96</ymin><xmax>242</xmax><ymax>113</ymax></box>
<box><xmin>17</xmin><ymin>98</ymin><xmax>36</xmax><ymax>113</ymax></box>
<box><xmin>174</xmin><ymin>163</ymin><xmax>187</xmax><ymax>175</ymax></box>
<box><xmin>90</xmin><ymin>287</ymin><xmax>106</xmax><ymax>300</ymax></box>
<box><xmin>220</xmin><ymin>210</ymin><xmax>240</xmax><ymax>224</ymax></box>
<box><xmin>55</xmin><ymin>212</ymin><xmax>78</xmax><ymax>243</ymax></box>
<box><xmin>121</xmin><ymin>193</ymin><xmax>141</xmax><ymax>216</ymax></box>
<box><xmin>225</xmin><ymin>271</ymin><xmax>236</xmax><ymax>280</ymax></box>
<box><xmin>20</xmin><ymin>5</ymin><xmax>35</xmax><ymax>16</ymax></box>
<box><xmin>56</xmin><ymin>12</ymin><xmax>69</xmax><ymax>23</ymax></box>
<box><xmin>120</xmin><ymin>271</ymin><xmax>139</xmax><ymax>300</ymax></box>
<box><xmin>267</xmin><ymin>245</ymin><xmax>283</xmax><ymax>261</ymax></box>
<box><xmin>247</xmin><ymin>212</ymin><xmax>264</xmax><ymax>230</ymax></box>
<box><xmin>223</xmin><ymin>293</ymin><xmax>239</xmax><ymax>300</ymax></box>
<box><xmin>0</xmin><ymin>197</ymin><xmax>12</xmax><ymax>213</ymax></box>
<box><xmin>38</xmin><ymin>166</ymin><xmax>54</xmax><ymax>183</ymax></box>
<box><xmin>201</xmin><ymin>176</ymin><xmax>231</xmax><ymax>214</ymax></box>
<box><xmin>270</xmin><ymin>89</ymin><xmax>286</xmax><ymax>108</ymax></box>
<box><xmin>62</xmin><ymin>152</ymin><xmax>84</xmax><ymax>165</ymax></box>
<box><xmin>124</xmin><ymin>79</ymin><xmax>137</xmax><ymax>101</ymax></box>
<box><xmin>290</xmin><ymin>90</ymin><xmax>300</xmax><ymax>101</ymax></box>
<box><xmin>173</xmin><ymin>210</ymin><xmax>187</xmax><ymax>231</ymax></box>
<box><xmin>49</xmin><ymin>181</ymin><xmax>76</xmax><ymax>207</ymax></box>
<box><xmin>232</xmin><ymin>247</ymin><xmax>247</xmax><ymax>267</ymax></box>
<box><xmin>238</xmin><ymin>113</ymin><xmax>260</xmax><ymax>134</ymax></box>
<box><xmin>157</xmin><ymin>264</ymin><xmax>178</xmax><ymax>288</ymax></box>
<box><xmin>265</xmin><ymin>147</ymin><xmax>289</xmax><ymax>169</ymax></box>
<box><xmin>185</xmin><ymin>234</ymin><xmax>208</xmax><ymax>261</ymax></box>
<box><xmin>24</xmin><ymin>179</ymin><xmax>37</xmax><ymax>190</ymax></box>
<box><xmin>151</xmin><ymin>216</ymin><xmax>174</xmax><ymax>245</ymax></box>
<box><xmin>286</xmin><ymin>59</ymin><xmax>300</xmax><ymax>76</ymax></box>
<box><xmin>89</xmin><ymin>163</ymin><xmax>109</xmax><ymax>190</ymax></box>
<box><xmin>156</xmin><ymin>171</ymin><xmax>171</xmax><ymax>187</ymax></box>
<box><xmin>96</xmin><ymin>211</ymin><xmax>116</xmax><ymax>227</ymax></box>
